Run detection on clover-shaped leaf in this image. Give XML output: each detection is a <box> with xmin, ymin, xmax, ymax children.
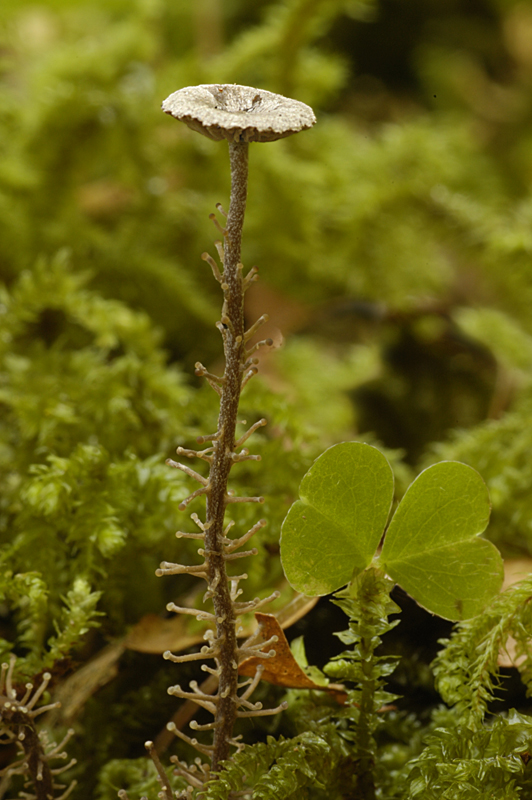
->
<box><xmin>280</xmin><ymin>442</ymin><xmax>394</xmax><ymax>596</ymax></box>
<box><xmin>378</xmin><ymin>461</ymin><xmax>503</xmax><ymax>620</ymax></box>
<box><xmin>280</xmin><ymin>443</ymin><xmax>503</xmax><ymax>620</ymax></box>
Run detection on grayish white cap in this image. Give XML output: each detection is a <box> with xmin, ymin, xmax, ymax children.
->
<box><xmin>162</xmin><ymin>84</ymin><xmax>316</xmax><ymax>143</ymax></box>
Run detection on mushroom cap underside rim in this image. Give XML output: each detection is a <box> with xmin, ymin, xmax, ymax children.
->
<box><xmin>162</xmin><ymin>83</ymin><xmax>316</xmax><ymax>142</ymax></box>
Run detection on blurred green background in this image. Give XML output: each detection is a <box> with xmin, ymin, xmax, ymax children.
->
<box><xmin>2</xmin><ymin>0</ymin><xmax>532</xmax><ymax>795</ymax></box>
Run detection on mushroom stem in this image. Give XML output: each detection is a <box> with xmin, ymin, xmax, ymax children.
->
<box><xmin>226</xmin><ymin>141</ymin><xmax>249</xmax><ymax>267</ymax></box>
<box><xmin>160</xmin><ymin>83</ymin><xmax>315</xmax><ymax>789</ymax></box>
<box><xmin>204</xmin><ymin>139</ymin><xmax>249</xmax><ymax>772</ymax></box>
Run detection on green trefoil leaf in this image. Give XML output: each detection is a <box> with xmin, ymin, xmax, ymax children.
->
<box><xmin>280</xmin><ymin>442</ymin><xmax>394</xmax><ymax>595</ymax></box>
<box><xmin>378</xmin><ymin>461</ymin><xmax>503</xmax><ymax>620</ymax></box>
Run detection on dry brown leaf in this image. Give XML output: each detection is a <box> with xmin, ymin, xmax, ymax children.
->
<box><xmin>124</xmin><ymin>613</ymin><xmax>208</xmax><ymax>654</ymax></box>
<box><xmin>239</xmin><ymin>613</ymin><xmax>346</xmax><ymax>702</ymax></box>
<box><xmin>47</xmin><ymin>640</ymin><xmax>125</xmax><ymax>727</ymax></box>
<box><xmin>125</xmin><ymin>589</ymin><xmax>318</xmax><ymax>654</ymax></box>
<box><xmin>270</xmin><ymin>592</ymin><xmax>318</xmax><ymax>629</ymax></box>
<box><xmin>498</xmin><ymin>558</ymin><xmax>532</xmax><ymax>668</ymax></box>
<box><xmin>499</xmin><ymin>634</ymin><xmax>526</xmax><ymax>669</ymax></box>
<box><xmin>152</xmin><ymin>595</ymin><xmax>319</xmax><ymax>752</ymax></box>
<box><xmin>502</xmin><ymin>557</ymin><xmax>532</xmax><ymax>591</ymax></box>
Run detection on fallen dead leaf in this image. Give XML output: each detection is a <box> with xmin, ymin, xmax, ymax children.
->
<box><xmin>124</xmin><ymin>613</ymin><xmax>208</xmax><ymax>654</ymax></box>
<box><xmin>125</xmin><ymin>588</ymin><xmax>318</xmax><ymax>654</ymax></box>
<box><xmin>502</xmin><ymin>557</ymin><xmax>532</xmax><ymax>591</ymax></box>
<box><xmin>153</xmin><ymin>595</ymin><xmax>319</xmax><ymax>752</ymax></box>
<box><xmin>239</xmin><ymin>612</ymin><xmax>346</xmax><ymax>703</ymax></box>
<box><xmin>47</xmin><ymin>640</ymin><xmax>125</xmax><ymax>727</ymax></box>
<box><xmin>498</xmin><ymin>558</ymin><xmax>532</xmax><ymax>668</ymax></box>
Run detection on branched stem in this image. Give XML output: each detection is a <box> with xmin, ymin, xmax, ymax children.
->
<box><xmin>0</xmin><ymin>657</ymin><xmax>77</xmax><ymax>800</ymax></box>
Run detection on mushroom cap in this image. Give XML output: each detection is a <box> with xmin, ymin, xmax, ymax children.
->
<box><xmin>162</xmin><ymin>84</ymin><xmax>316</xmax><ymax>143</ymax></box>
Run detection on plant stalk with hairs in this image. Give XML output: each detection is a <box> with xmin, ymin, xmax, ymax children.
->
<box><xmin>133</xmin><ymin>84</ymin><xmax>316</xmax><ymax>795</ymax></box>
<box><xmin>0</xmin><ymin>656</ymin><xmax>77</xmax><ymax>800</ymax></box>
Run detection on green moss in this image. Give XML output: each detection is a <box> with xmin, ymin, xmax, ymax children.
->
<box><xmin>1</xmin><ymin>0</ymin><xmax>532</xmax><ymax>796</ymax></box>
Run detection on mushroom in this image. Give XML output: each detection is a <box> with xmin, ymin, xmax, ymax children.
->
<box><xmin>161</xmin><ymin>84</ymin><xmax>316</xmax><ymax>772</ymax></box>
<box><xmin>162</xmin><ymin>84</ymin><xmax>316</xmax><ymax>282</ymax></box>
<box><xmin>162</xmin><ymin>83</ymin><xmax>316</xmax><ymax>143</ymax></box>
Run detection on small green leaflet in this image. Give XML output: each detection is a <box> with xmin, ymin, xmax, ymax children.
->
<box><xmin>280</xmin><ymin>442</ymin><xmax>394</xmax><ymax>596</ymax></box>
<box><xmin>378</xmin><ymin>461</ymin><xmax>503</xmax><ymax>620</ymax></box>
<box><xmin>280</xmin><ymin>442</ymin><xmax>504</xmax><ymax>620</ymax></box>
